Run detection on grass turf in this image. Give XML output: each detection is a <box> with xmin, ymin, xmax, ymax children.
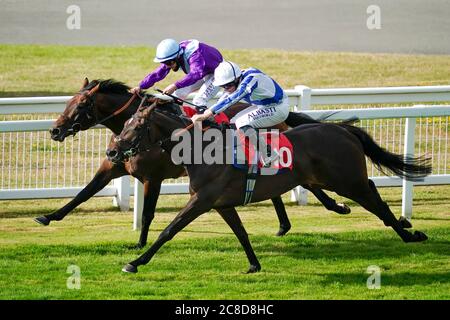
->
<box><xmin>0</xmin><ymin>187</ymin><xmax>449</xmax><ymax>300</ymax></box>
<box><xmin>0</xmin><ymin>44</ymin><xmax>449</xmax><ymax>299</ymax></box>
<box><xmin>1</xmin><ymin>44</ymin><xmax>450</xmax><ymax>97</ymax></box>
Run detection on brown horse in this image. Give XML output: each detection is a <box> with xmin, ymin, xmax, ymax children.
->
<box><xmin>35</xmin><ymin>78</ymin><xmax>350</xmax><ymax>248</ymax></box>
<box><xmin>110</xmin><ymin>104</ymin><xmax>431</xmax><ymax>273</ymax></box>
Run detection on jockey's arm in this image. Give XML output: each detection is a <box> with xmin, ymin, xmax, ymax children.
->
<box><xmin>174</xmin><ymin>54</ymin><xmax>207</xmax><ymax>89</ymax></box>
<box><xmin>209</xmin><ymin>76</ymin><xmax>256</xmax><ymax>115</ymax></box>
<box><xmin>191</xmin><ymin>108</ymin><xmax>214</xmax><ymax>123</ymax></box>
<box><xmin>139</xmin><ymin>64</ymin><xmax>171</xmax><ymax>90</ymax></box>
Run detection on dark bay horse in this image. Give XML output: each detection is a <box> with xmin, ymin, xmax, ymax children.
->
<box><xmin>35</xmin><ymin>78</ymin><xmax>349</xmax><ymax>248</ymax></box>
<box><xmin>111</xmin><ymin>105</ymin><xmax>431</xmax><ymax>273</ymax></box>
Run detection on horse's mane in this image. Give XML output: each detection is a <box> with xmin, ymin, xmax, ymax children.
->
<box><xmin>83</xmin><ymin>79</ymin><xmax>131</xmax><ymax>95</ymax></box>
<box><xmin>144</xmin><ymin>103</ymin><xmax>188</xmax><ymax>121</ymax></box>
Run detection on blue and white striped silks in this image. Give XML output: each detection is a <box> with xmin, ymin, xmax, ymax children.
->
<box><xmin>210</xmin><ymin>68</ymin><xmax>284</xmax><ymax>114</ymax></box>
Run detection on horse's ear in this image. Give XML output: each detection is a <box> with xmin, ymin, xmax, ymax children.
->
<box><xmin>88</xmin><ymin>83</ymin><xmax>100</xmax><ymax>96</ymax></box>
<box><xmin>82</xmin><ymin>78</ymin><xmax>89</xmax><ymax>89</ymax></box>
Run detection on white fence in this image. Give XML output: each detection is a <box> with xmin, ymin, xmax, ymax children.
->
<box><xmin>1</xmin><ymin>85</ymin><xmax>449</xmax><ymax>229</ymax></box>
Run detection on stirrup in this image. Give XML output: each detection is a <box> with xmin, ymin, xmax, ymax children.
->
<box><xmin>260</xmin><ymin>151</ymin><xmax>279</xmax><ymax>168</ymax></box>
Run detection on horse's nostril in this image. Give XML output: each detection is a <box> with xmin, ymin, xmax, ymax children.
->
<box><xmin>50</xmin><ymin>128</ymin><xmax>60</xmax><ymax>136</ymax></box>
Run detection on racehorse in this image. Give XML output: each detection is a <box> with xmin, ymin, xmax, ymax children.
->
<box><xmin>110</xmin><ymin>103</ymin><xmax>431</xmax><ymax>273</ymax></box>
<box><xmin>35</xmin><ymin>78</ymin><xmax>350</xmax><ymax>248</ymax></box>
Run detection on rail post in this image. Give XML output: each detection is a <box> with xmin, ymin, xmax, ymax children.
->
<box><xmin>133</xmin><ymin>180</ymin><xmax>144</xmax><ymax>230</ymax></box>
<box><xmin>402</xmin><ymin>117</ymin><xmax>416</xmax><ymax>220</ymax></box>
<box><xmin>290</xmin><ymin>85</ymin><xmax>311</xmax><ymax>204</ymax></box>
<box><xmin>112</xmin><ymin>176</ymin><xmax>130</xmax><ymax>211</ymax></box>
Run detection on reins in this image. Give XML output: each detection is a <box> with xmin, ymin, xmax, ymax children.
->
<box><xmin>123</xmin><ymin>109</ymin><xmax>211</xmax><ymax>158</ymax></box>
<box><xmin>94</xmin><ymin>92</ymin><xmax>139</xmax><ymax>126</ymax></box>
<box><xmin>143</xmin><ymin>120</ymin><xmax>211</xmax><ymax>152</ymax></box>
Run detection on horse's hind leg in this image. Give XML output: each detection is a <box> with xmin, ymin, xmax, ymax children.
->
<box><xmin>270</xmin><ymin>188</ymin><xmax>352</xmax><ymax>237</ymax></box>
<box><xmin>366</xmin><ymin>180</ymin><xmax>412</xmax><ymax>229</ymax></box>
<box><xmin>216</xmin><ymin>207</ymin><xmax>261</xmax><ymax>273</ymax></box>
<box><xmin>304</xmin><ymin>186</ymin><xmax>351</xmax><ymax>215</ymax></box>
<box><xmin>338</xmin><ymin>179</ymin><xmax>427</xmax><ymax>243</ymax></box>
<box><xmin>270</xmin><ymin>196</ymin><xmax>291</xmax><ymax>236</ymax></box>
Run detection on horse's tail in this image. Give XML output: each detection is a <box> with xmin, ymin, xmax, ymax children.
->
<box><xmin>285</xmin><ymin>111</ymin><xmax>358</xmax><ymax>127</ymax></box>
<box><xmin>285</xmin><ymin>112</ymin><xmax>322</xmax><ymax>127</ymax></box>
<box><xmin>341</xmin><ymin>124</ymin><xmax>432</xmax><ymax>181</ymax></box>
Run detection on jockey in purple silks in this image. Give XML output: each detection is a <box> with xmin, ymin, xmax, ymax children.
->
<box><xmin>131</xmin><ymin>39</ymin><xmax>223</xmax><ymax>111</ymax></box>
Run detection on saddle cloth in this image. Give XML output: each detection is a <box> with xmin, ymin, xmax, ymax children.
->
<box><xmin>233</xmin><ymin>131</ymin><xmax>294</xmax><ymax>174</ymax></box>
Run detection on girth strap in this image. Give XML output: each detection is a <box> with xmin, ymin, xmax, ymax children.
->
<box><xmin>243</xmin><ymin>164</ymin><xmax>258</xmax><ymax>205</ymax></box>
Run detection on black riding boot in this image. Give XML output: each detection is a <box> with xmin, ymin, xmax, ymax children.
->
<box><xmin>239</xmin><ymin>125</ymin><xmax>279</xmax><ymax>167</ymax></box>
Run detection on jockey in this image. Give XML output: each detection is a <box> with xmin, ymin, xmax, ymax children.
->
<box><xmin>130</xmin><ymin>39</ymin><xmax>223</xmax><ymax>113</ymax></box>
<box><xmin>191</xmin><ymin>61</ymin><xmax>290</xmax><ymax>167</ymax></box>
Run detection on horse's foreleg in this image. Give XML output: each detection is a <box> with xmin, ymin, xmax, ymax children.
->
<box><xmin>304</xmin><ymin>186</ymin><xmax>351</xmax><ymax>215</ymax></box>
<box><xmin>123</xmin><ymin>195</ymin><xmax>210</xmax><ymax>273</ymax></box>
<box><xmin>34</xmin><ymin>159</ymin><xmax>127</xmax><ymax>225</ymax></box>
<box><xmin>136</xmin><ymin>179</ymin><xmax>162</xmax><ymax>248</ymax></box>
<box><xmin>270</xmin><ymin>196</ymin><xmax>291</xmax><ymax>236</ymax></box>
<box><xmin>216</xmin><ymin>207</ymin><xmax>261</xmax><ymax>273</ymax></box>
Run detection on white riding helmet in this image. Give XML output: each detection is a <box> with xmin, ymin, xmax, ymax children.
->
<box><xmin>213</xmin><ymin>61</ymin><xmax>242</xmax><ymax>86</ymax></box>
<box><xmin>153</xmin><ymin>39</ymin><xmax>181</xmax><ymax>63</ymax></box>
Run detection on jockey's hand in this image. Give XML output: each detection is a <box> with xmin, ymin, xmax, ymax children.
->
<box><xmin>191</xmin><ymin>109</ymin><xmax>213</xmax><ymax>123</ymax></box>
<box><xmin>162</xmin><ymin>83</ymin><xmax>177</xmax><ymax>95</ymax></box>
<box><xmin>130</xmin><ymin>87</ymin><xmax>142</xmax><ymax>94</ymax></box>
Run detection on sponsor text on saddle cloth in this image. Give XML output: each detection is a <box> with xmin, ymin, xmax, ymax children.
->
<box><xmin>233</xmin><ymin>130</ymin><xmax>294</xmax><ymax>173</ymax></box>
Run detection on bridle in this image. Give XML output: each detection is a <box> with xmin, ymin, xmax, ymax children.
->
<box><xmin>117</xmin><ymin>108</ymin><xmax>211</xmax><ymax>161</ymax></box>
<box><xmin>64</xmin><ymin>90</ymin><xmax>139</xmax><ymax>136</ymax></box>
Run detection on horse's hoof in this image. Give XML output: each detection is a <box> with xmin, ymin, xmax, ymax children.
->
<box><xmin>246</xmin><ymin>264</ymin><xmax>261</xmax><ymax>274</ymax></box>
<box><xmin>34</xmin><ymin>216</ymin><xmax>50</xmax><ymax>226</ymax></box>
<box><xmin>122</xmin><ymin>264</ymin><xmax>138</xmax><ymax>273</ymax></box>
<box><xmin>412</xmin><ymin>231</ymin><xmax>428</xmax><ymax>242</ymax></box>
<box><xmin>399</xmin><ymin>216</ymin><xmax>413</xmax><ymax>229</ymax></box>
<box><xmin>337</xmin><ymin>203</ymin><xmax>351</xmax><ymax>215</ymax></box>
<box><xmin>276</xmin><ymin>225</ymin><xmax>291</xmax><ymax>236</ymax></box>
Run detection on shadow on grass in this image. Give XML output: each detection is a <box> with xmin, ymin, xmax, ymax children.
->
<box><xmin>5</xmin><ymin>228</ymin><xmax>448</xmax><ymax>265</ymax></box>
<box><xmin>412</xmin><ymin>216</ymin><xmax>450</xmax><ymax>222</ymax></box>
<box><xmin>0</xmin><ymin>206</ymin><xmax>122</xmax><ymax>219</ymax></box>
<box><xmin>250</xmin><ymin>230</ymin><xmax>450</xmax><ymax>263</ymax></box>
<box><xmin>320</xmin><ymin>271</ymin><xmax>450</xmax><ymax>287</ymax></box>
